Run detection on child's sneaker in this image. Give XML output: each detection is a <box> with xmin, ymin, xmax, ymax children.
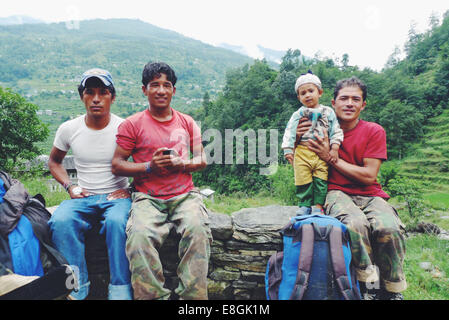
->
<box><xmin>296</xmin><ymin>206</ymin><xmax>311</xmax><ymax>216</ymax></box>
<box><xmin>311</xmin><ymin>206</ymin><xmax>325</xmax><ymax>215</ymax></box>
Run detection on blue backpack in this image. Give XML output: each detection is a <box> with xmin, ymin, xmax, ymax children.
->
<box><xmin>265</xmin><ymin>214</ymin><xmax>361</xmax><ymax>300</ymax></box>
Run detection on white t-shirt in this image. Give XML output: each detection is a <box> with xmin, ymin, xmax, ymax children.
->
<box><xmin>53</xmin><ymin>113</ymin><xmax>129</xmax><ymax>194</ymax></box>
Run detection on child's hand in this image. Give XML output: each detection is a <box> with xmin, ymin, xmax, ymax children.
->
<box><xmin>285</xmin><ymin>153</ymin><xmax>294</xmax><ymax>165</ymax></box>
<box><xmin>328</xmin><ymin>148</ymin><xmax>339</xmax><ymax>165</ymax></box>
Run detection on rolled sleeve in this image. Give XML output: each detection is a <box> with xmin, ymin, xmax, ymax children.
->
<box><xmin>116</xmin><ymin>120</ymin><xmax>136</xmax><ymax>151</ymax></box>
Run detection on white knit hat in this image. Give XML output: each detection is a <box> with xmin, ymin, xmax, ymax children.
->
<box><xmin>294</xmin><ymin>70</ymin><xmax>322</xmax><ymax>93</ymax></box>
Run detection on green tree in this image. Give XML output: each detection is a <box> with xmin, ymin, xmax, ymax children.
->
<box><xmin>0</xmin><ymin>87</ymin><xmax>49</xmax><ymax>170</ymax></box>
<box><xmin>195</xmin><ymin>60</ymin><xmax>281</xmax><ymax>194</ymax></box>
<box><xmin>280</xmin><ymin>49</ymin><xmax>302</xmax><ymax>72</ymax></box>
<box><xmin>378</xmin><ymin>100</ymin><xmax>424</xmax><ymax>159</ymax></box>
<box><xmin>386</xmin><ymin>177</ymin><xmax>426</xmax><ymax>228</ymax></box>
<box><xmin>341</xmin><ymin>53</ymin><xmax>350</xmax><ymax>70</ymax></box>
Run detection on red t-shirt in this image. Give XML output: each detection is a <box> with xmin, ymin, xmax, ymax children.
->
<box><xmin>327</xmin><ymin>120</ymin><xmax>390</xmax><ymax>199</ymax></box>
<box><xmin>116</xmin><ymin>108</ymin><xmax>202</xmax><ymax>199</ymax></box>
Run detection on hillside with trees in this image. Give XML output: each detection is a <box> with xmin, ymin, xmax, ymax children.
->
<box><xmin>193</xmin><ymin>11</ymin><xmax>449</xmax><ymax>198</ymax></box>
<box><xmin>0</xmin><ymin>18</ymin><xmax>253</xmax><ymax>151</ymax></box>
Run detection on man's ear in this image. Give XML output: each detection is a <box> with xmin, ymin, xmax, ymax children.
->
<box><xmin>331</xmin><ymin>99</ymin><xmax>336</xmax><ymax>108</ymax></box>
<box><xmin>361</xmin><ymin>100</ymin><xmax>367</xmax><ymax>111</ymax></box>
<box><xmin>173</xmin><ymin>86</ymin><xmax>176</xmax><ymax>95</ymax></box>
<box><xmin>142</xmin><ymin>85</ymin><xmax>148</xmax><ymax>96</ymax></box>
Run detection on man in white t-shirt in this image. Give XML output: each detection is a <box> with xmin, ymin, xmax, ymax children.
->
<box><xmin>47</xmin><ymin>68</ymin><xmax>132</xmax><ymax>300</ymax></box>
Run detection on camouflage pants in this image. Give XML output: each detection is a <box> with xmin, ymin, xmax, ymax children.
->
<box><xmin>125</xmin><ymin>189</ymin><xmax>212</xmax><ymax>300</ymax></box>
<box><xmin>325</xmin><ymin>190</ymin><xmax>407</xmax><ymax>293</ymax></box>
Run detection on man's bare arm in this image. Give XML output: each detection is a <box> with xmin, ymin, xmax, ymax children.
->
<box><xmin>306</xmin><ymin>131</ymin><xmax>381</xmax><ymax>186</ymax></box>
<box><xmin>111</xmin><ymin>145</ymin><xmax>146</xmax><ymax>177</ymax></box>
<box><xmin>331</xmin><ymin>157</ymin><xmax>381</xmax><ymax>185</ymax></box>
<box><xmin>183</xmin><ymin>143</ymin><xmax>207</xmax><ymax>173</ymax></box>
<box><xmin>48</xmin><ymin>147</ymin><xmax>70</xmax><ymax>186</ymax></box>
<box><xmin>48</xmin><ymin>146</ymin><xmax>88</xmax><ymax>198</ymax></box>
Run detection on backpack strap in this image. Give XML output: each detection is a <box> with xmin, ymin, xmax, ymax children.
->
<box><xmin>266</xmin><ymin>252</ymin><xmax>284</xmax><ymax>300</ymax></box>
<box><xmin>0</xmin><ymin>171</ymin><xmax>12</xmax><ymax>191</ymax></box>
<box><xmin>24</xmin><ymin>199</ymin><xmax>68</xmax><ymax>267</ymax></box>
<box><xmin>329</xmin><ymin>226</ymin><xmax>358</xmax><ymax>300</ymax></box>
<box><xmin>289</xmin><ymin>223</ymin><xmax>314</xmax><ymax>300</ymax></box>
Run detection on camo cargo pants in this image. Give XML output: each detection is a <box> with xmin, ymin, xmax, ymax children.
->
<box><xmin>325</xmin><ymin>190</ymin><xmax>407</xmax><ymax>293</ymax></box>
<box><xmin>125</xmin><ymin>189</ymin><xmax>212</xmax><ymax>300</ymax></box>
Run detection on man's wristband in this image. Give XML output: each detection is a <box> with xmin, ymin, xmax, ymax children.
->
<box><xmin>63</xmin><ymin>181</ymin><xmax>74</xmax><ymax>192</ymax></box>
<box><xmin>145</xmin><ymin>161</ymin><xmax>152</xmax><ymax>173</ymax></box>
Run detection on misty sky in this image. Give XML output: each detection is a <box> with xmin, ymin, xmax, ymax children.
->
<box><xmin>2</xmin><ymin>0</ymin><xmax>449</xmax><ymax>70</ymax></box>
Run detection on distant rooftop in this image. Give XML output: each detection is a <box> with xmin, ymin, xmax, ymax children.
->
<box><xmin>30</xmin><ymin>155</ymin><xmax>76</xmax><ymax>171</ymax></box>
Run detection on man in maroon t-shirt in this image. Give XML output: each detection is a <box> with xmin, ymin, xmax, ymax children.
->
<box><xmin>111</xmin><ymin>62</ymin><xmax>211</xmax><ymax>300</ymax></box>
<box><xmin>299</xmin><ymin>77</ymin><xmax>407</xmax><ymax>300</ymax></box>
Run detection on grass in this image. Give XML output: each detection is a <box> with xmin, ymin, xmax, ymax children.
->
<box><xmin>424</xmin><ymin>192</ymin><xmax>449</xmax><ymax>209</ymax></box>
<box><xmin>21</xmin><ymin>176</ymin><xmax>69</xmax><ymax>207</ymax></box>
<box><xmin>204</xmin><ymin>192</ymin><xmax>280</xmax><ymax>215</ymax></box>
<box><xmin>403</xmin><ymin>234</ymin><xmax>449</xmax><ymax>300</ymax></box>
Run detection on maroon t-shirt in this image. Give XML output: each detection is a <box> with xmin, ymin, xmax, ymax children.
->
<box><xmin>327</xmin><ymin>120</ymin><xmax>390</xmax><ymax>199</ymax></box>
<box><xmin>116</xmin><ymin>108</ymin><xmax>202</xmax><ymax>199</ymax></box>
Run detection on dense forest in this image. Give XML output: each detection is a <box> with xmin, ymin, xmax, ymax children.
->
<box><xmin>192</xmin><ymin>11</ymin><xmax>449</xmax><ymax>194</ymax></box>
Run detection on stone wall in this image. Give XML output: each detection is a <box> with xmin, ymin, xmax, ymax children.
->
<box><xmin>205</xmin><ymin>205</ymin><xmax>298</xmax><ymax>300</ymax></box>
<box><xmin>83</xmin><ymin>205</ymin><xmax>298</xmax><ymax>300</ymax></box>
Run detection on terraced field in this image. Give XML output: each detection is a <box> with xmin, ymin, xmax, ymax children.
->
<box><xmin>397</xmin><ymin>109</ymin><xmax>449</xmax><ymax>208</ymax></box>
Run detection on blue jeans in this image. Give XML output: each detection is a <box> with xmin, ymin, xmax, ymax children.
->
<box><xmin>48</xmin><ymin>194</ymin><xmax>132</xmax><ymax>300</ymax></box>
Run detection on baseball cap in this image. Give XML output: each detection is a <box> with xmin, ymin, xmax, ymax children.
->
<box><xmin>295</xmin><ymin>70</ymin><xmax>322</xmax><ymax>93</ymax></box>
<box><xmin>80</xmin><ymin>68</ymin><xmax>114</xmax><ymax>87</ymax></box>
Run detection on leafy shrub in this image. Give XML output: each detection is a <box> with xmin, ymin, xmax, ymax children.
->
<box><xmin>386</xmin><ymin>177</ymin><xmax>427</xmax><ymax>229</ymax></box>
<box><xmin>268</xmin><ymin>164</ymin><xmax>296</xmax><ymax>205</ymax></box>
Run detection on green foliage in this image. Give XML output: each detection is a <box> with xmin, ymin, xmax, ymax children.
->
<box><xmin>0</xmin><ymin>87</ymin><xmax>49</xmax><ymax>170</ymax></box>
<box><xmin>268</xmin><ymin>164</ymin><xmax>297</xmax><ymax>205</ymax></box>
<box><xmin>386</xmin><ymin>177</ymin><xmax>427</xmax><ymax>229</ymax></box>
<box><xmin>378</xmin><ymin>100</ymin><xmax>424</xmax><ymax>159</ymax></box>
<box><xmin>378</xmin><ymin>160</ymin><xmax>401</xmax><ymax>189</ymax></box>
<box><xmin>194</xmin><ymin>60</ymin><xmax>282</xmax><ymax>194</ymax></box>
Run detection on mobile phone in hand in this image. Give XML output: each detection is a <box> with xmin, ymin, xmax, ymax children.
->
<box><xmin>163</xmin><ymin>149</ymin><xmax>175</xmax><ymax>155</ymax></box>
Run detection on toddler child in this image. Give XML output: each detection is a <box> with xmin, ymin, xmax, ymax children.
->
<box><xmin>282</xmin><ymin>71</ymin><xmax>343</xmax><ymax>215</ymax></box>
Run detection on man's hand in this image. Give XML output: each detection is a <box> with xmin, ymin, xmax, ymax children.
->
<box><xmin>151</xmin><ymin>148</ymin><xmax>185</xmax><ymax>173</ymax></box>
<box><xmin>307</xmin><ymin>130</ymin><xmax>332</xmax><ymax>163</ymax></box>
<box><xmin>296</xmin><ymin>117</ymin><xmax>312</xmax><ymax>144</ymax></box>
<box><xmin>68</xmin><ymin>185</ymin><xmax>90</xmax><ymax>199</ymax></box>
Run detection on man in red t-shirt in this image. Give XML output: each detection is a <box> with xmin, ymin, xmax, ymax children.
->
<box><xmin>299</xmin><ymin>77</ymin><xmax>407</xmax><ymax>300</ymax></box>
<box><xmin>111</xmin><ymin>62</ymin><xmax>211</xmax><ymax>300</ymax></box>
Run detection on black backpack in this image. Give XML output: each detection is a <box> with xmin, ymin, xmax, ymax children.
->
<box><xmin>0</xmin><ymin>171</ymin><xmax>75</xmax><ymax>300</ymax></box>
